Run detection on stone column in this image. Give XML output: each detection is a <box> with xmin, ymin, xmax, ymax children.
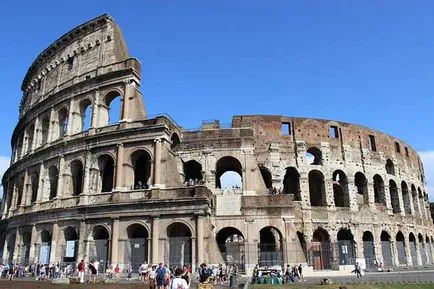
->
<box><xmin>325</xmin><ymin>180</ymin><xmax>335</xmax><ymax>208</ymax></box>
<box><xmin>152</xmin><ymin>217</ymin><xmax>160</xmax><ymax>264</ymax></box>
<box><xmin>383</xmin><ymin>184</ymin><xmax>393</xmax><ymax>214</ymax></box>
<box><xmin>80</xmin><ymin>150</ymin><xmax>92</xmax><ymax>205</ymax></box>
<box><xmin>415</xmin><ymin>238</ymin><xmax>423</xmax><ymax>266</ymax></box>
<box><xmin>29</xmin><ymin>224</ymin><xmax>38</xmax><ymax>263</ymax></box>
<box><xmin>391</xmin><ymin>241</ymin><xmax>399</xmax><ymax>267</ymax></box>
<box><xmin>408</xmin><ymin>191</ymin><xmax>415</xmax><ymax>215</ymax></box>
<box><xmin>347</xmin><ymin>180</ymin><xmax>358</xmax><ymax>211</ymax></box>
<box><xmin>404</xmin><ymin>234</ymin><xmax>412</xmax><ymax>266</ymax></box>
<box><xmin>48</xmin><ymin>107</ymin><xmax>55</xmax><ymax>143</ymax></box>
<box><xmin>396</xmin><ymin>187</ymin><xmax>405</xmax><ymax>216</ymax></box>
<box><xmin>196</xmin><ymin>215</ymin><xmax>204</xmax><ymax>265</ymax></box>
<box><xmin>37</xmin><ymin>162</ymin><xmax>45</xmax><ymax>203</ymax></box>
<box><xmin>32</xmin><ymin>117</ymin><xmax>40</xmax><ymax>150</ymax></box>
<box><xmin>121</xmin><ymin>80</ymin><xmax>133</xmax><ymax>122</ymax></box>
<box><xmin>56</xmin><ymin>155</ymin><xmax>66</xmax><ymax>199</ymax></box>
<box><xmin>191</xmin><ymin>236</ymin><xmax>196</xmax><ymax>270</ymax></box>
<box><xmin>91</xmin><ymin>89</ymin><xmax>100</xmax><ymax>128</ymax></box>
<box><xmin>111</xmin><ymin>218</ymin><xmax>119</xmax><ymax>265</ymax></box>
<box><xmin>2</xmin><ymin>234</ymin><xmax>9</xmax><ymax>263</ymax></box>
<box><xmin>13</xmin><ymin>227</ymin><xmax>21</xmax><ymax>264</ymax></box>
<box><xmin>49</xmin><ymin>222</ymin><xmax>59</xmax><ymax>263</ymax></box>
<box><xmin>23</xmin><ymin>170</ymin><xmax>30</xmax><ymax>206</ymax></box>
<box><xmin>115</xmin><ymin>144</ymin><xmax>124</xmax><ymax>190</ymax></box>
<box><xmin>78</xmin><ymin>220</ymin><xmax>88</xmax><ymax>260</ymax></box>
<box><xmin>153</xmin><ymin>139</ymin><xmax>162</xmax><ymax>187</ymax></box>
<box><xmin>22</xmin><ymin>129</ymin><xmax>29</xmax><ymax>156</ymax></box>
<box><xmin>66</xmin><ymin>99</ymin><xmax>75</xmax><ymax>136</ymax></box>
<box><xmin>299</xmin><ymin>176</ymin><xmax>310</xmax><ymax>208</ymax></box>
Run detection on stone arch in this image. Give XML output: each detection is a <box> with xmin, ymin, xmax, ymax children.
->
<box><xmin>306</xmin><ymin>147</ymin><xmax>322</xmax><ymax>165</ymax></box>
<box><xmin>259</xmin><ymin>166</ymin><xmax>272</xmax><ymax>190</ymax></box>
<box><xmin>373</xmin><ymin>174</ymin><xmax>386</xmax><ymax>205</ymax></box>
<box><xmin>26</xmin><ymin>123</ymin><xmax>35</xmax><ymax>153</ymax></box>
<box><xmin>283</xmin><ymin>167</ymin><xmax>300</xmax><ymax>200</ymax></box>
<box><xmin>385</xmin><ymin>159</ymin><xmax>395</xmax><ymax>175</ymax></box>
<box><xmin>355</xmin><ymin>172</ymin><xmax>368</xmax><ymax>205</ymax></box>
<box><xmin>337</xmin><ymin>228</ymin><xmax>355</xmax><ymax>265</ymax></box>
<box><xmin>183</xmin><ymin>160</ymin><xmax>203</xmax><ymax>183</ymax></box>
<box><xmin>418</xmin><ymin>233</ymin><xmax>427</xmax><ymax>265</ymax></box>
<box><xmin>39</xmin><ymin>229</ymin><xmax>52</xmax><ymax>264</ymax></box>
<box><xmin>381</xmin><ymin>230</ymin><xmax>393</xmax><ymax>268</ymax></box>
<box><xmin>166</xmin><ymin>222</ymin><xmax>193</xmax><ymax>267</ymax></box>
<box><xmin>57</xmin><ymin>107</ymin><xmax>69</xmax><ymax>138</ymax></box>
<box><xmin>40</xmin><ymin>115</ymin><xmax>50</xmax><ymax>145</ymax></box>
<box><xmin>401</xmin><ymin>181</ymin><xmax>411</xmax><ymax>215</ymax></box>
<box><xmin>409</xmin><ymin>233</ymin><xmax>417</xmax><ymax>266</ymax></box>
<box><xmin>389</xmin><ymin>180</ymin><xmax>400</xmax><ymax>213</ymax></box>
<box><xmin>63</xmin><ymin>226</ymin><xmax>78</xmax><ymax>261</ymax></box>
<box><xmin>30</xmin><ymin>170</ymin><xmax>39</xmax><ymax>204</ymax></box>
<box><xmin>70</xmin><ymin>159</ymin><xmax>84</xmax><ymax>196</ymax></box>
<box><xmin>362</xmin><ymin>231</ymin><xmax>376</xmax><ymax>269</ymax></box>
<box><xmin>396</xmin><ymin>231</ymin><xmax>407</xmax><ymax>265</ymax></box>
<box><xmin>333</xmin><ymin>170</ymin><xmax>349</xmax><ymax>207</ymax></box>
<box><xmin>311</xmin><ymin>228</ymin><xmax>331</xmax><ymax>270</ymax></box>
<box><xmin>309</xmin><ymin>169</ymin><xmax>326</xmax><ymax>206</ymax></box>
<box><xmin>171</xmin><ymin>133</ymin><xmax>180</xmax><ymax>150</ymax></box>
<box><xmin>215</xmin><ymin>156</ymin><xmax>243</xmax><ymax>189</ymax></box>
<box><xmin>426</xmin><ymin>235</ymin><xmax>433</xmax><ymax>264</ymax></box>
<box><xmin>98</xmin><ymin>154</ymin><xmax>115</xmax><ymax>192</ymax></box>
<box><xmin>101</xmin><ymin>90</ymin><xmax>123</xmax><ymax>125</ymax></box>
<box><xmin>130</xmin><ymin>149</ymin><xmax>152</xmax><ymax>189</ymax></box>
<box><xmin>79</xmin><ymin>98</ymin><xmax>93</xmax><ymax>132</ymax></box>
<box><xmin>90</xmin><ymin>225</ymin><xmax>110</xmax><ymax>269</ymax></box>
<box><xmin>125</xmin><ymin>223</ymin><xmax>150</xmax><ymax>269</ymax></box>
<box><xmin>48</xmin><ymin>166</ymin><xmax>58</xmax><ymax>200</ymax></box>
<box><xmin>216</xmin><ymin>227</ymin><xmax>245</xmax><ymax>270</ymax></box>
<box><xmin>259</xmin><ymin>226</ymin><xmax>283</xmax><ymax>267</ymax></box>
<box><xmin>21</xmin><ymin>231</ymin><xmax>31</xmax><ymax>265</ymax></box>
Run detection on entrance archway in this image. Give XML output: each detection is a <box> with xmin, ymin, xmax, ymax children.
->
<box><xmin>125</xmin><ymin>224</ymin><xmax>149</xmax><ymax>270</ymax></box>
<box><xmin>310</xmin><ymin>228</ymin><xmax>331</xmax><ymax>270</ymax></box>
<box><xmin>396</xmin><ymin>231</ymin><xmax>407</xmax><ymax>265</ymax></box>
<box><xmin>166</xmin><ymin>223</ymin><xmax>192</xmax><ymax>268</ymax></box>
<box><xmin>63</xmin><ymin>226</ymin><xmax>78</xmax><ymax>263</ymax></box>
<box><xmin>362</xmin><ymin>231</ymin><xmax>376</xmax><ymax>269</ymax></box>
<box><xmin>337</xmin><ymin>229</ymin><xmax>355</xmax><ymax>265</ymax></box>
<box><xmin>21</xmin><ymin>232</ymin><xmax>31</xmax><ymax>265</ymax></box>
<box><xmin>90</xmin><ymin>226</ymin><xmax>110</xmax><ymax>269</ymax></box>
<box><xmin>216</xmin><ymin>227</ymin><xmax>245</xmax><ymax>273</ymax></box>
<box><xmin>39</xmin><ymin>230</ymin><xmax>52</xmax><ymax>264</ymax></box>
<box><xmin>409</xmin><ymin>233</ymin><xmax>417</xmax><ymax>266</ymax></box>
<box><xmin>381</xmin><ymin>231</ymin><xmax>393</xmax><ymax>268</ymax></box>
<box><xmin>259</xmin><ymin>227</ymin><xmax>283</xmax><ymax>267</ymax></box>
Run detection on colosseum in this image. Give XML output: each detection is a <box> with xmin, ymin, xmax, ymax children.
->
<box><xmin>1</xmin><ymin>14</ymin><xmax>433</xmax><ymax>276</ymax></box>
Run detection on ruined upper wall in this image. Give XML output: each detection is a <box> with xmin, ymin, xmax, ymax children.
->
<box><xmin>19</xmin><ymin>14</ymin><xmax>129</xmax><ymax>117</ymax></box>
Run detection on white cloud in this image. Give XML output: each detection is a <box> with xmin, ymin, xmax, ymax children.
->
<box><xmin>0</xmin><ymin>156</ymin><xmax>10</xmax><ymax>198</ymax></box>
<box><xmin>419</xmin><ymin>151</ymin><xmax>434</xmax><ymax>201</ymax></box>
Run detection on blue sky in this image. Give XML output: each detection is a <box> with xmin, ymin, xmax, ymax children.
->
<box><xmin>0</xmin><ymin>1</ymin><xmax>433</xmax><ymax>197</ymax></box>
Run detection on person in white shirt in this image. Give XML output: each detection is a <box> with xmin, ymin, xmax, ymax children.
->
<box><xmin>139</xmin><ymin>261</ymin><xmax>149</xmax><ymax>283</ymax></box>
<box><xmin>169</xmin><ymin>268</ymin><xmax>189</xmax><ymax>289</ymax></box>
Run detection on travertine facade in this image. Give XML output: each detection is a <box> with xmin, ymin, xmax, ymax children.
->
<box><xmin>1</xmin><ymin>14</ymin><xmax>433</xmax><ymax>275</ymax></box>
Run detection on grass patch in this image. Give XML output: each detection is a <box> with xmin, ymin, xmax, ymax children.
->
<box><xmin>250</xmin><ymin>284</ymin><xmax>434</xmax><ymax>289</ymax></box>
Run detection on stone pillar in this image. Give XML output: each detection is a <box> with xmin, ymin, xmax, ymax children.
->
<box><xmin>415</xmin><ymin>238</ymin><xmax>423</xmax><ymax>266</ymax></box>
<box><xmin>78</xmin><ymin>220</ymin><xmax>87</xmax><ymax>260</ymax></box>
<box><xmin>404</xmin><ymin>235</ymin><xmax>412</xmax><ymax>266</ymax></box>
<box><xmin>22</xmin><ymin>129</ymin><xmax>29</xmax><ymax>156</ymax></box>
<box><xmin>80</xmin><ymin>151</ymin><xmax>92</xmax><ymax>205</ymax></box>
<box><xmin>115</xmin><ymin>144</ymin><xmax>124</xmax><ymax>190</ymax></box>
<box><xmin>367</xmin><ymin>181</ymin><xmax>376</xmax><ymax>209</ymax></box>
<box><xmin>13</xmin><ymin>227</ymin><xmax>21</xmax><ymax>263</ymax></box>
<box><xmin>152</xmin><ymin>217</ymin><xmax>160</xmax><ymax>264</ymax></box>
<box><xmin>299</xmin><ymin>176</ymin><xmax>310</xmax><ymax>208</ymax></box>
<box><xmin>347</xmin><ymin>180</ymin><xmax>358</xmax><ymax>211</ymax></box>
<box><xmin>2</xmin><ymin>234</ymin><xmax>9</xmax><ymax>263</ymax></box>
<box><xmin>32</xmin><ymin>117</ymin><xmax>40</xmax><ymax>150</ymax></box>
<box><xmin>56</xmin><ymin>156</ymin><xmax>66</xmax><ymax>199</ymax></box>
<box><xmin>196</xmin><ymin>216</ymin><xmax>204</xmax><ymax>265</ymax></box>
<box><xmin>91</xmin><ymin>90</ymin><xmax>100</xmax><ymax>128</ymax></box>
<box><xmin>325</xmin><ymin>180</ymin><xmax>335</xmax><ymax>208</ymax></box>
<box><xmin>66</xmin><ymin>99</ymin><xmax>75</xmax><ymax>136</ymax></box>
<box><xmin>49</xmin><ymin>222</ymin><xmax>59</xmax><ymax>263</ymax></box>
<box><xmin>48</xmin><ymin>107</ymin><xmax>55</xmax><ymax>143</ymax></box>
<box><xmin>23</xmin><ymin>170</ymin><xmax>31</xmax><ymax>206</ymax></box>
<box><xmin>37</xmin><ymin>162</ymin><xmax>45</xmax><ymax>203</ymax></box>
<box><xmin>391</xmin><ymin>241</ymin><xmax>399</xmax><ymax>267</ymax></box>
<box><xmin>384</xmin><ymin>185</ymin><xmax>393</xmax><ymax>214</ymax></box>
<box><xmin>191</xmin><ymin>236</ymin><xmax>196</xmax><ymax>270</ymax></box>
<box><xmin>396</xmin><ymin>187</ymin><xmax>405</xmax><ymax>216</ymax></box>
<box><xmin>29</xmin><ymin>224</ymin><xmax>38</xmax><ymax>263</ymax></box>
<box><xmin>408</xmin><ymin>191</ymin><xmax>415</xmax><ymax>215</ymax></box>
<box><xmin>153</xmin><ymin>139</ymin><xmax>162</xmax><ymax>187</ymax></box>
<box><xmin>111</xmin><ymin>218</ymin><xmax>119</xmax><ymax>265</ymax></box>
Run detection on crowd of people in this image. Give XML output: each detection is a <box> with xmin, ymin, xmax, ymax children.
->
<box><xmin>0</xmin><ymin>262</ymin><xmax>77</xmax><ymax>281</ymax></box>
<box><xmin>252</xmin><ymin>264</ymin><xmax>304</xmax><ymax>284</ymax></box>
<box><xmin>184</xmin><ymin>178</ymin><xmax>204</xmax><ymax>187</ymax></box>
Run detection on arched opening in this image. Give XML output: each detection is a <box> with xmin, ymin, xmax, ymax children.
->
<box><xmin>385</xmin><ymin>159</ymin><xmax>395</xmax><ymax>175</ymax></box>
<box><xmin>125</xmin><ymin>224</ymin><xmax>149</xmax><ymax>270</ymax></box>
<box><xmin>426</xmin><ymin>236</ymin><xmax>433</xmax><ymax>264</ymax></box>
<box><xmin>106</xmin><ymin>92</ymin><xmax>122</xmax><ymax>125</ymax></box>
<box><xmin>41</xmin><ymin>116</ymin><xmax>50</xmax><ymax>145</ymax></box>
<box><xmin>355</xmin><ymin>172</ymin><xmax>368</xmax><ymax>205</ymax></box>
<box><xmin>98</xmin><ymin>154</ymin><xmax>115</xmax><ymax>193</ymax></box>
<box><xmin>337</xmin><ymin>229</ymin><xmax>355</xmax><ymax>265</ymax></box>
<box><xmin>283</xmin><ymin>167</ymin><xmax>301</xmax><ymax>200</ymax></box>
<box><xmin>389</xmin><ymin>180</ymin><xmax>400</xmax><ymax>214</ymax></box>
<box><xmin>309</xmin><ymin>170</ymin><xmax>326</xmax><ymax>206</ymax></box>
<box><xmin>381</xmin><ymin>231</ymin><xmax>393</xmax><ymax>268</ymax></box>
<box><xmin>70</xmin><ymin>160</ymin><xmax>84</xmax><ymax>196</ymax></box>
<box><xmin>48</xmin><ymin>166</ymin><xmax>58</xmax><ymax>200</ymax></box>
<box><xmin>30</xmin><ymin>171</ymin><xmax>39</xmax><ymax>204</ymax></box>
<box><xmin>333</xmin><ymin>170</ymin><xmax>349</xmax><ymax>207</ymax></box>
<box><xmin>27</xmin><ymin>124</ymin><xmax>35</xmax><ymax>153</ymax></box>
<box><xmin>419</xmin><ymin>233</ymin><xmax>427</xmax><ymax>265</ymax></box>
<box><xmin>306</xmin><ymin>147</ymin><xmax>322</xmax><ymax>165</ymax></box>
<box><xmin>171</xmin><ymin>133</ymin><xmax>180</xmax><ymax>150</ymax></box>
<box><xmin>16</xmin><ymin>134</ymin><xmax>24</xmax><ymax>159</ymax></box>
<box><xmin>373</xmin><ymin>175</ymin><xmax>385</xmax><ymax>205</ymax></box>
<box><xmin>58</xmin><ymin>107</ymin><xmax>68</xmax><ymax>138</ymax></box>
<box><xmin>21</xmin><ymin>232</ymin><xmax>31</xmax><ymax>265</ymax></box>
<box><xmin>64</xmin><ymin>226</ymin><xmax>78</xmax><ymax>262</ymax></box>
<box><xmin>90</xmin><ymin>226</ymin><xmax>110</xmax><ymax>270</ymax></box>
<box><xmin>80</xmin><ymin>99</ymin><xmax>92</xmax><ymax>131</ymax></box>
<box><xmin>259</xmin><ymin>167</ymin><xmax>272</xmax><ymax>190</ymax></box>
<box><xmin>396</xmin><ymin>231</ymin><xmax>407</xmax><ymax>265</ymax></box>
<box><xmin>131</xmin><ymin>150</ymin><xmax>151</xmax><ymax>189</ymax></box>
<box><xmin>216</xmin><ymin>227</ymin><xmax>245</xmax><ymax>273</ymax></box>
<box><xmin>409</xmin><ymin>233</ymin><xmax>417</xmax><ymax>266</ymax></box>
<box><xmin>166</xmin><ymin>223</ymin><xmax>192</xmax><ymax>268</ymax></box>
<box><xmin>259</xmin><ymin>227</ymin><xmax>283</xmax><ymax>267</ymax></box>
<box><xmin>40</xmin><ymin>230</ymin><xmax>52</xmax><ymax>264</ymax></box>
<box><xmin>183</xmin><ymin>160</ymin><xmax>203</xmax><ymax>185</ymax></box>
<box><xmin>311</xmin><ymin>228</ymin><xmax>331</xmax><ymax>270</ymax></box>
<box><xmin>362</xmin><ymin>231</ymin><xmax>376</xmax><ymax>269</ymax></box>
<box><xmin>16</xmin><ymin>177</ymin><xmax>24</xmax><ymax>207</ymax></box>
<box><xmin>412</xmin><ymin>184</ymin><xmax>419</xmax><ymax>216</ymax></box>
<box><xmin>401</xmin><ymin>181</ymin><xmax>411</xmax><ymax>215</ymax></box>
<box><xmin>418</xmin><ymin>188</ymin><xmax>425</xmax><ymax>218</ymax></box>
<box><xmin>215</xmin><ymin>156</ymin><xmax>242</xmax><ymax>189</ymax></box>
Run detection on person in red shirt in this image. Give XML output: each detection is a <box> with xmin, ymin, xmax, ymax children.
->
<box><xmin>114</xmin><ymin>264</ymin><xmax>120</xmax><ymax>281</ymax></box>
<box><xmin>78</xmin><ymin>259</ymin><xmax>86</xmax><ymax>283</ymax></box>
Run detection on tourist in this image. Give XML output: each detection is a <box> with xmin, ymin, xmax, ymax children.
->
<box><xmin>298</xmin><ymin>264</ymin><xmax>304</xmax><ymax>282</ymax></box>
<box><xmin>89</xmin><ymin>260</ymin><xmax>97</xmax><ymax>283</ymax></box>
<box><xmin>78</xmin><ymin>259</ymin><xmax>86</xmax><ymax>283</ymax></box>
<box><xmin>168</xmin><ymin>268</ymin><xmax>189</xmax><ymax>289</ymax></box>
<box><xmin>149</xmin><ymin>265</ymin><xmax>157</xmax><ymax>289</ymax></box>
<box><xmin>139</xmin><ymin>261</ymin><xmax>149</xmax><ymax>283</ymax></box>
<box><xmin>156</xmin><ymin>263</ymin><xmax>166</xmax><ymax>289</ymax></box>
<box><xmin>114</xmin><ymin>264</ymin><xmax>120</xmax><ymax>280</ymax></box>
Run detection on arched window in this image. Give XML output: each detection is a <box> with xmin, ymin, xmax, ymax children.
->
<box><xmin>48</xmin><ymin>166</ymin><xmax>58</xmax><ymax>200</ymax></box>
<box><xmin>41</xmin><ymin>116</ymin><xmax>50</xmax><ymax>145</ymax></box>
<box><xmin>91</xmin><ymin>226</ymin><xmax>110</xmax><ymax>269</ymax></box>
<box><xmin>215</xmin><ymin>156</ymin><xmax>242</xmax><ymax>189</ymax></box>
<box><xmin>171</xmin><ymin>133</ymin><xmax>180</xmax><ymax>150</ymax></box>
<box><xmin>16</xmin><ymin>134</ymin><xmax>24</xmax><ymax>159</ymax></box>
<box><xmin>167</xmin><ymin>222</ymin><xmax>192</xmax><ymax>268</ymax></box>
<box><xmin>98</xmin><ymin>155</ymin><xmax>115</xmax><ymax>192</ymax></box>
<box><xmin>373</xmin><ymin>175</ymin><xmax>385</xmax><ymax>205</ymax></box>
<box><xmin>30</xmin><ymin>171</ymin><xmax>39</xmax><ymax>203</ymax></box>
<box><xmin>126</xmin><ymin>224</ymin><xmax>149</xmax><ymax>268</ymax></box>
<box><xmin>101</xmin><ymin>91</ymin><xmax>122</xmax><ymax>126</ymax></box>
<box><xmin>40</xmin><ymin>230</ymin><xmax>52</xmax><ymax>264</ymax></box>
<box><xmin>216</xmin><ymin>227</ymin><xmax>245</xmax><ymax>272</ymax></box>
<box><xmin>64</xmin><ymin>226</ymin><xmax>78</xmax><ymax>261</ymax></box>
<box><xmin>70</xmin><ymin>160</ymin><xmax>84</xmax><ymax>196</ymax></box>
<box><xmin>131</xmin><ymin>150</ymin><xmax>151</xmax><ymax>189</ymax></box>
<box><xmin>26</xmin><ymin>124</ymin><xmax>35</xmax><ymax>153</ymax></box>
<box><xmin>401</xmin><ymin>181</ymin><xmax>411</xmax><ymax>215</ymax></box>
<box><xmin>385</xmin><ymin>159</ymin><xmax>395</xmax><ymax>175</ymax></box>
<box><xmin>396</xmin><ymin>231</ymin><xmax>407</xmax><ymax>265</ymax></box>
<box><xmin>306</xmin><ymin>147</ymin><xmax>322</xmax><ymax>165</ymax></box>
<box><xmin>183</xmin><ymin>160</ymin><xmax>203</xmax><ymax>184</ymax></box>
<box><xmin>80</xmin><ymin>99</ymin><xmax>92</xmax><ymax>131</ymax></box>
<box><xmin>355</xmin><ymin>172</ymin><xmax>368</xmax><ymax>205</ymax></box>
<box><xmin>58</xmin><ymin>108</ymin><xmax>68</xmax><ymax>137</ymax></box>
<box><xmin>16</xmin><ymin>177</ymin><xmax>24</xmax><ymax>207</ymax></box>
<box><xmin>309</xmin><ymin>170</ymin><xmax>326</xmax><ymax>206</ymax></box>
<box><xmin>259</xmin><ymin>166</ymin><xmax>272</xmax><ymax>190</ymax></box>
<box><xmin>259</xmin><ymin>227</ymin><xmax>283</xmax><ymax>267</ymax></box>
<box><xmin>389</xmin><ymin>180</ymin><xmax>400</xmax><ymax>213</ymax></box>
<box><xmin>332</xmin><ymin>170</ymin><xmax>349</xmax><ymax>207</ymax></box>
<box><xmin>283</xmin><ymin>167</ymin><xmax>300</xmax><ymax>200</ymax></box>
